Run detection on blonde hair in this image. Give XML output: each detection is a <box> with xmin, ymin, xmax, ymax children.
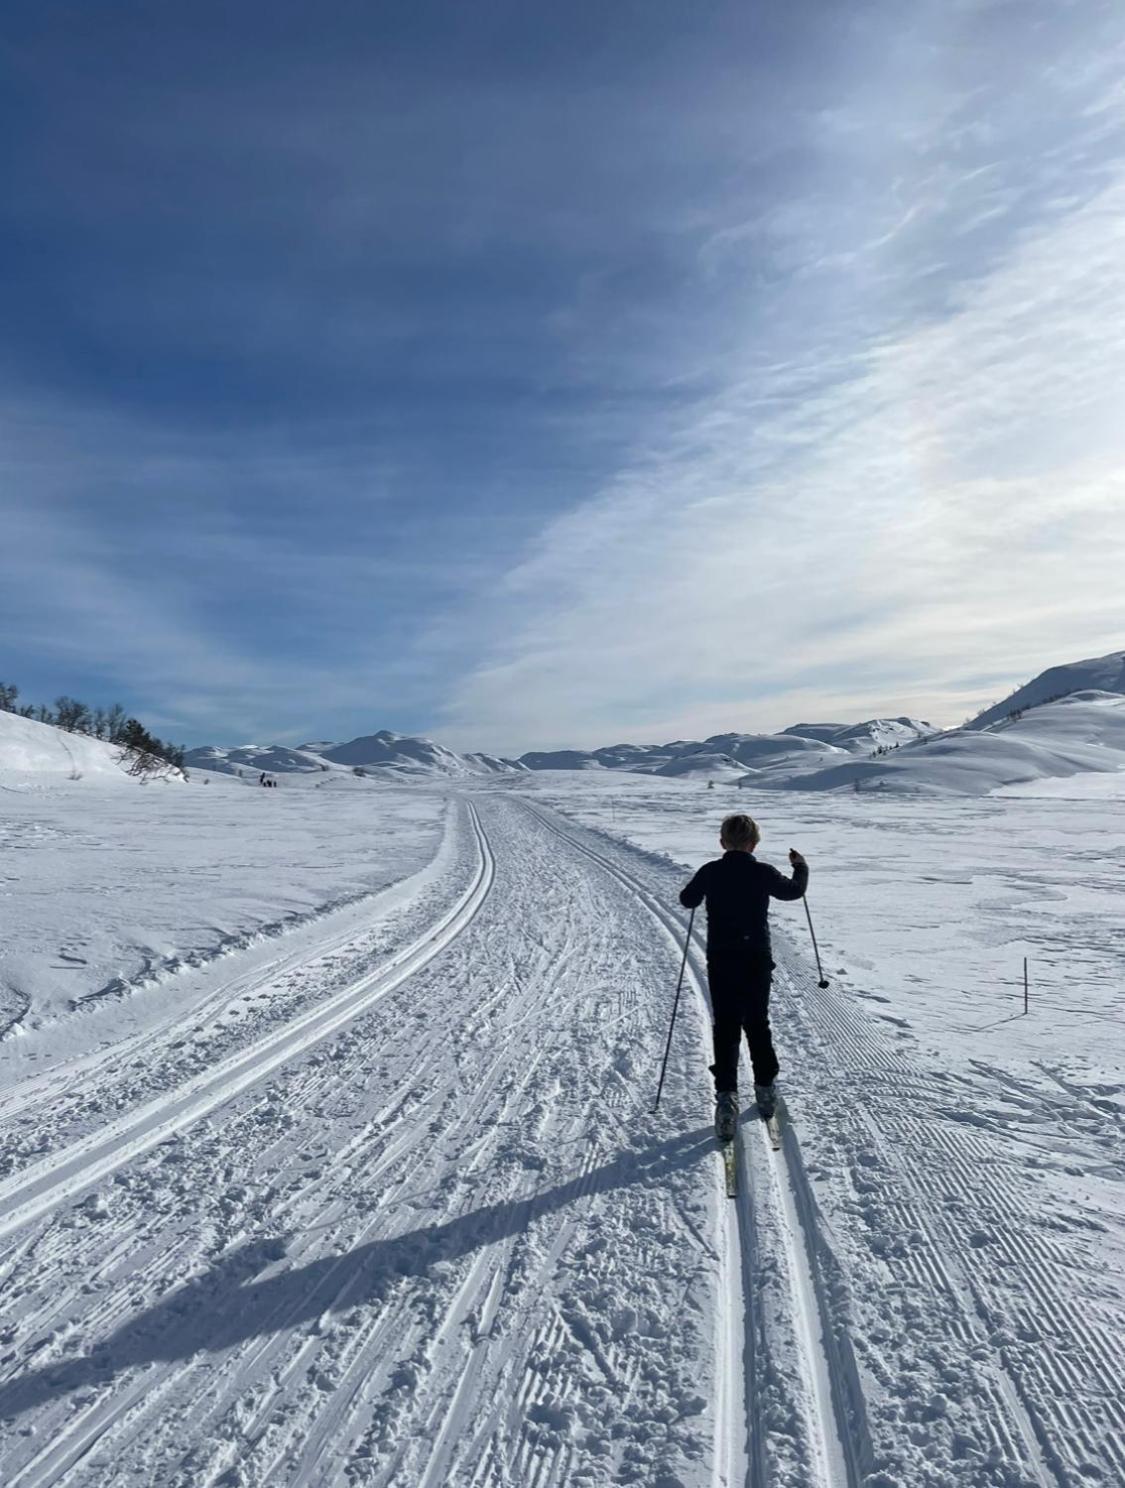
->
<box><xmin>720</xmin><ymin>813</ymin><xmax>760</xmax><ymax>851</ymax></box>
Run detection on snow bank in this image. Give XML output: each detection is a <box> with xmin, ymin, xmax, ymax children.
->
<box><xmin>0</xmin><ymin>712</ymin><xmax>133</xmax><ymax>787</ymax></box>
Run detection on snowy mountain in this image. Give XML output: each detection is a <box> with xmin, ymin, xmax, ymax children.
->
<box><xmin>184</xmin><ymin>744</ymin><xmax>336</xmax><ymax>777</ymax></box>
<box><xmin>185</xmin><ymin>732</ymin><xmax>525</xmax><ymax>781</ymax></box>
<box><xmin>516</xmin><ymin>721</ymin><xmax>936</xmax><ymax>778</ymax></box>
<box><xmin>650</xmin><ymin>751</ymin><xmax>745</xmax><ymax>779</ymax></box>
<box><xmin>781</xmin><ymin>718</ymin><xmax>938</xmax><ymax>751</ymax></box>
<box><xmin>758</xmin><ymin>691</ymin><xmax>1125</xmax><ymax>795</ymax></box>
<box><xmin>519</xmin><ymin>749</ymin><xmax>606</xmax><ymax>770</ymax></box>
<box><xmin>824</xmin><ymin>717</ymin><xmax>939</xmax><ymax>752</ymax></box>
<box><xmin>319</xmin><ymin>731</ymin><xmax>524</xmax><ymax>777</ymax></box>
<box><xmin>966</xmin><ymin>648</ymin><xmax>1125</xmax><ymax>730</ymax></box>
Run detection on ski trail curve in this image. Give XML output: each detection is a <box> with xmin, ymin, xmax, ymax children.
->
<box><xmin>0</xmin><ymin>803</ymin><xmax>494</xmax><ymax>1243</ymax></box>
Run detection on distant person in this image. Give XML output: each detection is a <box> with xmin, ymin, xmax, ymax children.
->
<box><xmin>679</xmin><ymin>813</ymin><xmax>808</xmax><ymax>1141</ymax></box>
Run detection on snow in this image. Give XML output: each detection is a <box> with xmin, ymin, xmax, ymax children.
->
<box><xmin>769</xmin><ymin>691</ymin><xmax>1125</xmax><ymax>795</ymax></box>
<box><xmin>185</xmin><ymin>731</ymin><xmax>525</xmax><ymax>781</ymax></box>
<box><xmin>0</xmin><ymin>766</ymin><xmax>446</xmax><ymax>1038</ymax></box>
<box><xmin>967</xmin><ymin>647</ymin><xmax>1125</xmax><ymax>730</ymax></box>
<box><xmin>0</xmin><ymin>725</ymin><xmax>1122</xmax><ymax>1487</ymax></box>
<box><xmin>0</xmin><ymin>710</ymin><xmax>139</xmax><ymax>787</ymax></box>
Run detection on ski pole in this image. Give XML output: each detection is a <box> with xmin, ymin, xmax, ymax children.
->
<box><xmin>803</xmin><ymin>896</ymin><xmax>830</xmax><ymax>989</ymax></box>
<box><xmin>651</xmin><ymin>906</ymin><xmax>695</xmax><ymax>1115</ymax></box>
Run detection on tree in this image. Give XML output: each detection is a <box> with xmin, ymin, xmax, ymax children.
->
<box><xmin>54</xmin><ymin>696</ymin><xmax>91</xmax><ymax>733</ymax></box>
<box><xmin>0</xmin><ymin>682</ymin><xmax>17</xmax><ymax>712</ymax></box>
<box><xmin>104</xmin><ymin>704</ymin><xmax>127</xmax><ymax>742</ymax></box>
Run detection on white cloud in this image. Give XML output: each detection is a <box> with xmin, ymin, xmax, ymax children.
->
<box><xmin>444</xmin><ymin>158</ymin><xmax>1125</xmax><ymax>754</ymax></box>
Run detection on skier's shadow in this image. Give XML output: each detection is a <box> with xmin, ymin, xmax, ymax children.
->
<box><xmin>0</xmin><ymin>1122</ymin><xmax>715</xmax><ymax>1422</ymax></box>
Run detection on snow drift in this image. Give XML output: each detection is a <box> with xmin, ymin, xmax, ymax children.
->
<box><xmin>0</xmin><ymin>712</ymin><xmax>136</xmax><ymax>787</ymax></box>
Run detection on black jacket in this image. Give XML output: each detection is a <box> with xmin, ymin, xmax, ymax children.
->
<box><xmin>679</xmin><ymin>851</ymin><xmax>808</xmax><ymax>959</ymax></box>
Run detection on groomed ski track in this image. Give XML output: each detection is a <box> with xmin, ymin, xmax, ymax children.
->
<box><xmin>521</xmin><ymin>800</ymin><xmax>860</xmax><ymax>1488</ymax></box>
<box><xmin>0</xmin><ymin>791</ymin><xmax>867</xmax><ymax>1488</ymax></box>
<box><xmin>0</xmin><ymin>805</ymin><xmax>496</xmax><ymax>1243</ymax></box>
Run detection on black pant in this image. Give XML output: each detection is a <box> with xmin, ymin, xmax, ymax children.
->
<box><xmin>707</xmin><ymin>954</ymin><xmax>779</xmax><ymax>1093</ymax></box>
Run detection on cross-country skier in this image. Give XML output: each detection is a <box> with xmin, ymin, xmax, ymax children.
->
<box><xmin>679</xmin><ymin>814</ymin><xmax>808</xmax><ymax>1142</ymax></box>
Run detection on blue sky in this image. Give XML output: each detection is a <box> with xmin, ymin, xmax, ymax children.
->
<box><xmin>2</xmin><ymin>0</ymin><xmax>1123</xmax><ymax>753</ymax></box>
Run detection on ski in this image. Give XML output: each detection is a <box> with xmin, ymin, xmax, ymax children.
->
<box><xmin>721</xmin><ymin>1136</ymin><xmax>738</xmax><ymax>1197</ymax></box>
<box><xmin>764</xmin><ymin>1113</ymin><xmax>781</xmax><ymax>1151</ymax></box>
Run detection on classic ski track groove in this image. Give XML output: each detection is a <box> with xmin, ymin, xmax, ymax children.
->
<box><xmin>520</xmin><ymin>798</ymin><xmax>859</xmax><ymax>1488</ymax></box>
<box><xmin>0</xmin><ymin>802</ymin><xmax>468</xmax><ymax>1138</ymax></box>
<box><xmin>1</xmin><ymin>795</ymin><xmax>725</xmax><ymax>1487</ymax></box>
<box><xmin>0</xmin><ymin>803</ymin><xmax>495</xmax><ymax>1243</ymax></box>
<box><xmin>771</xmin><ymin>946</ymin><xmax>1125</xmax><ymax>1487</ymax></box>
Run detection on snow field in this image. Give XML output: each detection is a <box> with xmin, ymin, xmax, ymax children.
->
<box><xmin>0</xmin><ymin>779</ymin><xmax>1120</xmax><ymax>1486</ymax></box>
<box><xmin>0</xmin><ymin>774</ymin><xmax>446</xmax><ymax>1038</ymax></box>
<box><xmin>0</xmin><ymin>806</ymin><xmax>494</xmax><ymax>1239</ymax></box>
<box><xmin>521</xmin><ymin>775</ymin><xmax>1125</xmax><ymax>1487</ymax></box>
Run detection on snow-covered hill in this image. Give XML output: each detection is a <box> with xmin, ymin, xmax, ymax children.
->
<box><xmin>320</xmin><ymin>731</ymin><xmax>524</xmax><ymax>778</ymax></box>
<box><xmin>759</xmin><ymin>691</ymin><xmax>1125</xmax><ymax>795</ymax></box>
<box><xmin>186</xmin><ymin>732</ymin><xmax>525</xmax><ymax>781</ymax></box>
<box><xmin>183</xmin><ymin>743</ymin><xmax>339</xmax><ymax>777</ymax></box>
<box><xmin>1</xmin><ymin>712</ymin><xmax>139</xmax><ymax>787</ymax></box>
<box><xmin>967</xmin><ymin>648</ymin><xmax>1125</xmax><ymax>730</ymax></box>
<box><xmin>517</xmin><ymin>720</ymin><xmax>937</xmax><ymax>779</ymax></box>
<box><xmin>650</xmin><ymin>751</ymin><xmax>745</xmax><ymax>779</ymax></box>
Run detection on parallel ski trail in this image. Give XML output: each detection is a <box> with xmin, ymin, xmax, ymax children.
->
<box><xmin>0</xmin><ymin>805</ymin><xmax>494</xmax><ymax>1242</ymax></box>
<box><xmin>522</xmin><ymin>799</ymin><xmax>860</xmax><ymax>1488</ymax></box>
<box><xmin>0</xmin><ymin>795</ymin><xmax>719</xmax><ymax>1487</ymax></box>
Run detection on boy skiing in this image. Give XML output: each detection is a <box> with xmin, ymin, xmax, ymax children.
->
<box><xmin>679</xmin><ymin>814</ymin><xmax>808</xmax><ymax>1142</ymax></box>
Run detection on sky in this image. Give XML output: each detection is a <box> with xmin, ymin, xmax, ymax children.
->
<box><xmin>2</xmin><ymin>0</ymin><xmax>1124</xmax><ymax>755</ymax></box>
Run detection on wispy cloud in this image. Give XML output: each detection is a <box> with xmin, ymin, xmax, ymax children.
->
<box><xmin>4</xmin><ymin>3</ymin><xmax>1124</xmax><ymax>754</ymax></box>
<box><xmin>444</xmin><ymin>62</ymin><xmax>1125</xmax><ymax>752</ymax></box>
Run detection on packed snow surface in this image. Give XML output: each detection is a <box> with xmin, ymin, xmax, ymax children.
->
<box><xmin>0</xmin><ymin>758</ymin><xmax>1121</xmax><ymax>1487</ymax></box>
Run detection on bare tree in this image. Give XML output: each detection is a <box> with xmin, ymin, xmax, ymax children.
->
<box><xmin>54</xmin><ymin>696</ymin><xmax>91</xmax><ymax>733</ymax></box>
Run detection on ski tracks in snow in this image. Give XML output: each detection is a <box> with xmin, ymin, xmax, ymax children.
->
<box><xmin>7</xmin><ymin>788</ymin><xmax>1083</xmax><ymax>1488</ymax></box>
<box><xmin>770</xmin><ymin>939</ymin><xmax>1125</xmax><ymax>1488</ymax></box>
<box><xmin>0</xmin><ymin>806</ymin><xmax>496</xmax><ymax>1242</ymax></box>
<box><xmin>0</xmin><ymin>797</ymin><xmax>724</xmax><ymax>1486</ymax></box>
<box><xmin>522</xmin><ymin>802</ymin><xmax>862</xmax><ymax>1488</ymax></box>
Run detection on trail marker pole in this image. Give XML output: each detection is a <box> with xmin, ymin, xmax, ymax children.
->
<box><xmin>1024</xmin><ymin>956</ymin><xmax>1029</xmax><ymax>1015</ymax></box>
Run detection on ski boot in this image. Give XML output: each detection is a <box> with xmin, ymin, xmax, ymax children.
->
<box><xmin>715</xmin><ymin>1091</ymin><xmax>738</xmax><ymax>1143</ymax></box>
<box><xmin>754</xmin><ymin>1083</ymin><xmax>777</xmax><ymax>1119</ymax></box>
